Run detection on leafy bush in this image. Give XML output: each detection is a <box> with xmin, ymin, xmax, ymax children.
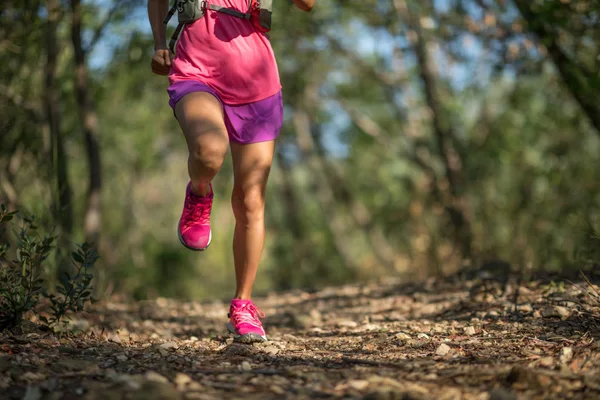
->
<box><xmin>0</xmin><ymin>204</ymin><xmax>97</xmax><ymax>332</ymax></box>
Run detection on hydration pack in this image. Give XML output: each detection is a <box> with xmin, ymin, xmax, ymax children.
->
<box><xmin>164</xmin><ymin>0</ymin><xmax>273</xmax><ymax>53</ymax></box>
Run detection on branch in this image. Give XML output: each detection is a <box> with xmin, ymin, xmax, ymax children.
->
<box><xmin>84</xmin><ymin>0</ymin><xmax>126</xmax><ymax>54</ymax></box>
<box><xmin>512</xmin><ymin>0</ymin><xmax>600</xmax><ymax>135</ymax></box>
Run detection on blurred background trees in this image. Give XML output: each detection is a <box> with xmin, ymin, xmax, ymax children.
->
<box><xmin>1</xmin><ymin>0</ymin><xmax>598</xmax><ymax>301</ymax></box>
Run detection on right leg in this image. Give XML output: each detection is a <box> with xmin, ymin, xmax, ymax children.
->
<box><xmin>175</xmin><ymin>91</ymin><xmax>229</xmax><ymax>196</ymax></box>
<box><xmin>174</xmin><ymin>91</ymin><xmax>229</xmax><ymax>250</ymax></box>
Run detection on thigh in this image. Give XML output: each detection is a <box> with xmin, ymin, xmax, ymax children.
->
<box><xmin>174</xmin><ymin>91</ymin><xmax>229</xmax><ymax>150</ymax></box>
<box><xmin>230</xmin><ymin>141</ymin><xmax>276</xmax><ymax>194</ymax></box>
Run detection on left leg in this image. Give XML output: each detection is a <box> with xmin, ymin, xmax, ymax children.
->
<box><xmin>224</xmin><ymin>91</ymin><xmax>282</xmax><ymax>343</ymax></box>
<box><xmin>230</xmin><ymin>140</ymin><xmax>275</xmax><ymax>300</ymax></box>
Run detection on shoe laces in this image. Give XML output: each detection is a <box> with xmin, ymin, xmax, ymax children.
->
<box><xmin>230</xmin><ymin>302</ymin><xmax>265</xmax><ymax>327</ymax></box>
<box><xmin>183</xmin><ymin>194</ymin><xmax>211</xmax><ymax>228</ymax></box>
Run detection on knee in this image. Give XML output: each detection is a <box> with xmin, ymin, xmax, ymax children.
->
<box><xmin>188</xmin><ymin>133</ymin><xmax>229</xmax><ymax>172</ymax></box>
<box><xmin>232</xmin><ymin>186</ymin><xmax>265</xmax><ymax>223</ymax></box>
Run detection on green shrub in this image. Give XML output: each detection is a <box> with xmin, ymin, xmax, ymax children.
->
<box><xmin>0</xmin><ymin>204</ymin><xmax>97</xmax><ymax>332</ymax></box>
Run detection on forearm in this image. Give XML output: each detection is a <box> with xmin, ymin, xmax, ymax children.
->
<box><xmin>148</xmin><ymin>0</ymin><xmax>169</xmax><ymax>49</ymax></box>
<box><xmin>292</xmin><ymin>0</ymin><xmax>315</xmax><ymax>12</ymax></box>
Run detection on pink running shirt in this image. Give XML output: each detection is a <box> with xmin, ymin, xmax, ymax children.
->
<box><xmin>168</xmin><ymin>0</ymin><xmax>282</xmax><ymax>105</ymax></box>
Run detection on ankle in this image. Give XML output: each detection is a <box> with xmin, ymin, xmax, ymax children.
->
<box><xmin>190</xmin><ymin>182</ymin><xmax>212</xmax><ymax>197</ymax></box>
<box><xmin>233</xmin><ymin>293</ymin><xmax>252</xmax><ymax>301</ymax></box>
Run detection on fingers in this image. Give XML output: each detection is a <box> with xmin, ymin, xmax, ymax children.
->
<box><xmin>151</xmin><ymin>49</ymin><xmax>173</xmax><ymax>76</ymax></box>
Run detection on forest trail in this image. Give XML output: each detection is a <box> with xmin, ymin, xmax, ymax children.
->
<box><xmin>1</xmin><ymin>276</ymin><xmax>599</xmax><ymax>399</ymax></box>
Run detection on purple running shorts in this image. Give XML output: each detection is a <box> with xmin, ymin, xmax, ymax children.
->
<box><xmin>168</xmin><ymin>80</ymin><xmax>283</xmax><ymax>145</ymax></box>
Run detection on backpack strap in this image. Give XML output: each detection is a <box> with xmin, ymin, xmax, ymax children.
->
<box><xmin>207</xmin><ymin>3</ymin><xmax>251</xmax><ymax>19</ymax></box>
<box><xmin>168</xmin><ymin>22</ymin><xmax>186</xmax><ymax>54</ymax></box>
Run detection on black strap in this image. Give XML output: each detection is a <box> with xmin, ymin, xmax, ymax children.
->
<box><xmin>169</xmin><ymin>22</ymin><xmax>186</xmax><ymax>54</ymax></box>
<box><xmin>164</xmin><ymin>0</ymin><xmax>178</xmax><ymax>25</ymax></box>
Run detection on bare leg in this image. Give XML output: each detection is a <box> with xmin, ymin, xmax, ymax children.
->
<box><xmin>230</xmin><ymin>140</ymin><xmax>276</xmax><ymax>300</ymax></box>
<box><xmin>174</xmin><ymin>92</ymin><xmax>229</xmax><ymax>196</ymax></box>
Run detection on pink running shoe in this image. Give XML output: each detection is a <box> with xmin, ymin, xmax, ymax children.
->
<box><xmin>177</xmin><ymin>182</ymin><xmax>213</xmax><ymax>251</ymax></box>
<box><xmin>227</xmin><ymin>299</ymin><xmax>267</xmax><ymax>343</ymax></box>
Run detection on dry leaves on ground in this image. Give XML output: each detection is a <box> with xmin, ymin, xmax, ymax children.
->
<box><xmin>1</xmin><ymin>277</ymin><xmax>599</xmax><ymax>399</ymax></box>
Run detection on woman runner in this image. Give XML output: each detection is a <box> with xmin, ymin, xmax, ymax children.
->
<box><xmin>147</xmin><ymin>0</ymin><xmax>315</xmax><ymax>343</ymax></box>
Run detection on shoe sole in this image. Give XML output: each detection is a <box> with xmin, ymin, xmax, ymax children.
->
<box><xmin>227</xmin><ymin>322</ymin><xmax>267</xmax><ymax>343</ymax></box>
<box><xmin>178</xmin><ymin>221</ymin><xmax>212</xmax><ymax>251</ymax></box>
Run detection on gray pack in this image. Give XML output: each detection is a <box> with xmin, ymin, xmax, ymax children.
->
<box><xmin>164</xmin><ymin>0</ymin><xmax>273</xmax><ymax>53</ymax></box>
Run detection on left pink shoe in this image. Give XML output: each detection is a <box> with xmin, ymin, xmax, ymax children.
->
<box><xmin>227</xmin><ymin>299</ymin><xmax>267</xmax><ymax>343</ymax></box>
<box><xmin>177</xmin><ymin>182</ymin><xmax>213</xmax><ymax>251</ymax></box>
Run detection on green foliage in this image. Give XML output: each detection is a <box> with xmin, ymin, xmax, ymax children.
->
<box><xmin>41</xmin><ymin>243</ymin><xmax>98</xmax><ymax>327</ymax></box>
<box><xmin>0</xmin><ymin>205</ymin><xmax>53</xmax><ymax>331</ymax></box>
<box><xmin>0</xmin><ymin>205</ymin><xmax>97</xmax><ymax>332</ymax></box>
<box><xmin>1</xmin><ymin>1</ymin><xmax>599</xmax><ymax>301</ymax></box>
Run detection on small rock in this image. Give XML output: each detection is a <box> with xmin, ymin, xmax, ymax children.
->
<box><xmin>436</xmin><ymin>343</ymin><xmax>451</xmax><ymax>356</ymax></box>
<box><xmin>282</xmin><ymin>334</ymin><xmax>302</xmax><ymax>343</ymax></box>
<box><xmin>337</xmin><ymin>320</ymin><xmax>358</xmax><ymax>328</ymax></box>
<box><xmin>362</xmin><ymin>323</ymin><xmax>381</xmax><ymax>331</ymax></box>
<box><xmin>541</xmin><ymin>306</ymin><xmax>558</xmax><ymax>318</ymax></box>
<box><xmin>394</xmin><ymin>332</ymin><xmax>411</xmax><ymax>340</ymax></box>
<box><xmin>270</xmin><ymin>385</ymin><xmax>285</xmax><ymax>395</ymax></box>
<box><xmin>417</xmin><ymin>333</ymin><xmax>430</xmax><ymax>339</ymax></box>
<box><xmin>115</xmin><ymin>353</ymin><xmax>128</xmax><ymax>362</ymax></box>
<box><xmin>240</xmin><ymin>361</ymin><xmax>252</xmax><ymax>371</ymax></box>
<box><xmin>187</xmin><ymin>381</ymin><xmax>203</xmax><ymax>391</ymax></box>
<box><xmin>107</xmin><ymin>333</ymin><xmax>121</xmax><ymax>344</ymax></box>
<box><xmin>555</xmin><ymin>306</ymin><xmax>571</xmax><ymax>319</ymax></box>
<box><xmin>160</xmin><ymin>342</ymin><xmax>178</xmax><ymax>350</ymax></box>
<box><xmin>465</xmin><ymin>326</ymin><xmax>476</xmax><ymax>336</ymax></box>
<box><xmin>517</xmin><ymin>304</ymin><xmax>533</xmax><ymax>313</ymax></box>
<box><xmin>262</xmin><ymin>345</ymin><xmax>280</xmax><ymax>355</ymax></box>
<box><xmin>420</xmin><ymin>304</ymin><xmax>437</xmax><ymax>314</ymax></box>
<box><xmin>158</xmin><ymin>348</ymin><xmax>169</xmax><ymax>357</ymax></box>
<box><xmin>144</xmin><ymin>371</ymin><xmax>169</xmax><ymax>384</ymax></box>
<box><xmin>174</xmin><ymin>373</ymin><xmax>192</xmax><ymax>389</ymax></box>
<box><xmin>539</xmin><ymin>356</ymin><xmax>554</xmax><ymax>368</ymax></box>
<box><xmin>560</xmin><ymin>347</ymin><xmax>573</xmax><ymax>364</ymax></box>
<box><xmin>223</xmin><ymin>343</ymin><xmax>256</xmax><ymax>357</ymax></box>
<box><xmin>348</xmin><ymin>380</ymin><xmax>370</xmax><ymax>391</ymax></box>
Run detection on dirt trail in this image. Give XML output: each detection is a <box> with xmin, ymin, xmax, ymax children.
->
<box><xmin>1</xmin><ymin>277</ymin><xmax>599</xmax><ymax>399</ymax></box>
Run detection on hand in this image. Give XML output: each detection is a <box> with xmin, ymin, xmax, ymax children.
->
<box><xmin>151</xmin><ymin>48</ymin><xmax>172</xmax><ymax>76</ymax></box>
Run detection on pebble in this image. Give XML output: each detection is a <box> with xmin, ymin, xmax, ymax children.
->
<box><xmin>436</xmin><ymin>343</ymin><xmax>451</xmax><ymax>356</ymax></box>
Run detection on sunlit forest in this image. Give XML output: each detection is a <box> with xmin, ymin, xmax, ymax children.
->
<box><xmin>2</xmin><ymin>1</ymin><xmax>600</xmax><ymax>399</ymax></box>
<box><xmin>2</xmin><ymin>0</ymin><xmax>599</xmax><ymax>301</ymax></box>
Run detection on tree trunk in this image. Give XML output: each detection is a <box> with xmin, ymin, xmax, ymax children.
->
<box><xmin>45</xmin><ymin>0</ymin><xmax>73</xmax><ymax>247</ymax></box>
<box><xmin>396</xmin><ymin>0</ymin><xmax>474</xmax><ymax>263</ymax></box>
<box><xmin>70</xmin><ymin>0</ymin><xmax>102</xmax><ymax>245</ymax></box>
